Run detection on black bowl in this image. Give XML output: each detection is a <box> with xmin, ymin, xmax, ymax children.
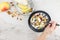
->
<box><xmin>28</xmin><ymin>10</ymin><xmax>51</xmax><ymax>32</ymax></box>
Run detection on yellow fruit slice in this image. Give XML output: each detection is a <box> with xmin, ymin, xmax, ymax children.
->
<box><xmin>17</xmin><ymin>3</ymin><xmax>30</xmax><ymax>13</ymax></box>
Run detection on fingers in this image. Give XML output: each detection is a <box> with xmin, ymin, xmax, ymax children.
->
<box><xmin>47</xmin><ymin>21</ymin><xmax>57</xmax><ymax>28</ymax></box>
<box><xmin>49</xmin><ymin>21</ymin><xmax>57</xmax><ymax>30</ymax></box>
<box><xmin>52</xmin><ymin>21</ymin><xmax>56</xmax><ymax>27</ymax></box>
<box><xmin>51</xmin><ymin>21</ymin><xmax>57</xmax><ymax>29</ymax></box>
<box><xmin>43</xmin><ymin>21</ymin><xmax>57</xmax><ymax>35</ymax></box>
<box><xmin>47</xmin><ymin>24</ymin><xmax>51</xmax><ymax>27</ymax></box>
<box><xmin>47</xmin><ymin>21</ymin><xmax>54</xmax><ymax>28</ymax></box>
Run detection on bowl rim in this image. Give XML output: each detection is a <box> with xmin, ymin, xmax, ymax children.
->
<box><xmin>28</xmin><ymin>10</ymin><xmax>51</xmax><ymax>32</ymax></box>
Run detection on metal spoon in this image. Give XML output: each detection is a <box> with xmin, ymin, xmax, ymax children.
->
<box><xmin>56</xmin><ymin>24</ymin><xmax>60</xmax><ymax>26</ymax></box>
<box><xmin>49</xmin><ymin>23</ymin><xmax>60</xmax><ymax>26</ymax></box>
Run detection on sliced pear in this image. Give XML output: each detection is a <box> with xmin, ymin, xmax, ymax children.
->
<box><xmin>17</xmin><ymin>3</ymin><xmax>31</xmax><ymax>13</ymax></box>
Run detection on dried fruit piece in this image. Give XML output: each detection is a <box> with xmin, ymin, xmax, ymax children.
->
<box><xmin>11</xmin><ymin>4</ymin><xmax>14</xmax><ymax>6</ymax></box>
<box><xmin>10</xmin><ymin>2</ymin><xmax>13</xmax><ymax>4</ymax></box>
<box><xmin>7</xmin><ymin>11</ymin><xmax>12</xmax><ymax>15</ymax></box>
<box><xmin>11</xmin><ymin>11</ymin><xmax>19</xmax><ymax>18</ymax></box>
<box><xmin>20</xmin><ymin>18</ymin><xmax>22</xmax><ymax>20</ymax></box>
<box><xmin>29</xmin><ymin>8</ymin><xmax>33</xmax><ymax>12</ymax></box>
<box><xmin>11</xmin><ymin>13</ymin><xmax>16</xmax><ymax>17</ymax></box>
<box><xmin>10</xmin><ymin>2</ymin><xmax>14</xmax><ymax>6</ymax></box>
<box><xmin>17</xmin><ymin>17</ymin><xmax>18</xmax><ymax>20</ymax></box>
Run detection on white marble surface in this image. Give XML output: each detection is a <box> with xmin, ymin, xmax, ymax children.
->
<box><xmin>0</xmin><ymin>0</ymin><xmax>60</xmax><ymax>40</ymax></box>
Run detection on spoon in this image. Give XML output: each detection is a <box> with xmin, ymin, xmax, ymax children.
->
<box><xmin>49</xmin><ymin>23</ymin><xmax>60</xmax><ymax>26</ymax></box>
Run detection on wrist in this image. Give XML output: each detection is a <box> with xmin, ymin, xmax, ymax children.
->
<box><xmin>37</xmin><ymin>32</ymin><xmax>48</xmax><ymax>40</ymax></box>
<box><xmin>41</xmin><ymin>32</ymin><xmax>48</xmax><ymax>38</ymax></box>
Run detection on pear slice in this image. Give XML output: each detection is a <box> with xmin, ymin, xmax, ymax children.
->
<box><xmin>17</xmin><ymin>3</ymin><xmax>31</xmax><ymax>13</ymax></box>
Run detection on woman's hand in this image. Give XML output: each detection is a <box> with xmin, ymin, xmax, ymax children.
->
<box><xmin>43</xmin><ymin>21</ymin><xmax>56</xmax><ymax>36</ymax></box>
<box><xmin>37</xmin><ymin>21</ymin><xmax>57</xmax><ymax>40</ymax></box>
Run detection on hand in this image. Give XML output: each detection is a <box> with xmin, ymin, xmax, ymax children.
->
<box><xmin>37</xmin><ymin>21</ymin><xmax>57</xmax><ymax>40</ymax></box>
<box><xmin>43</xmin><ymin>21</ymin><xmax>57</xmax><ymax>36</ymax></box>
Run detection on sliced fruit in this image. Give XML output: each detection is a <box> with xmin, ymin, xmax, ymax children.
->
<box><xmin>17</xmin><ymin>3</ymin><xmax>31</xmax><ymax>13</ymax></box>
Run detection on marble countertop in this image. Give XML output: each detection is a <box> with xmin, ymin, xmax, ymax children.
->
<box><xmin>0</xmin><ymin>0</ymin><xmax>60</xmax><ymax>40</ymax></box>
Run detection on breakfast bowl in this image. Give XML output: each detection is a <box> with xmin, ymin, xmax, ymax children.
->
<box><xmin>28</xmin><ymin>10</ymin><xmax>51</xmax><ymax>32</ymax></box>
